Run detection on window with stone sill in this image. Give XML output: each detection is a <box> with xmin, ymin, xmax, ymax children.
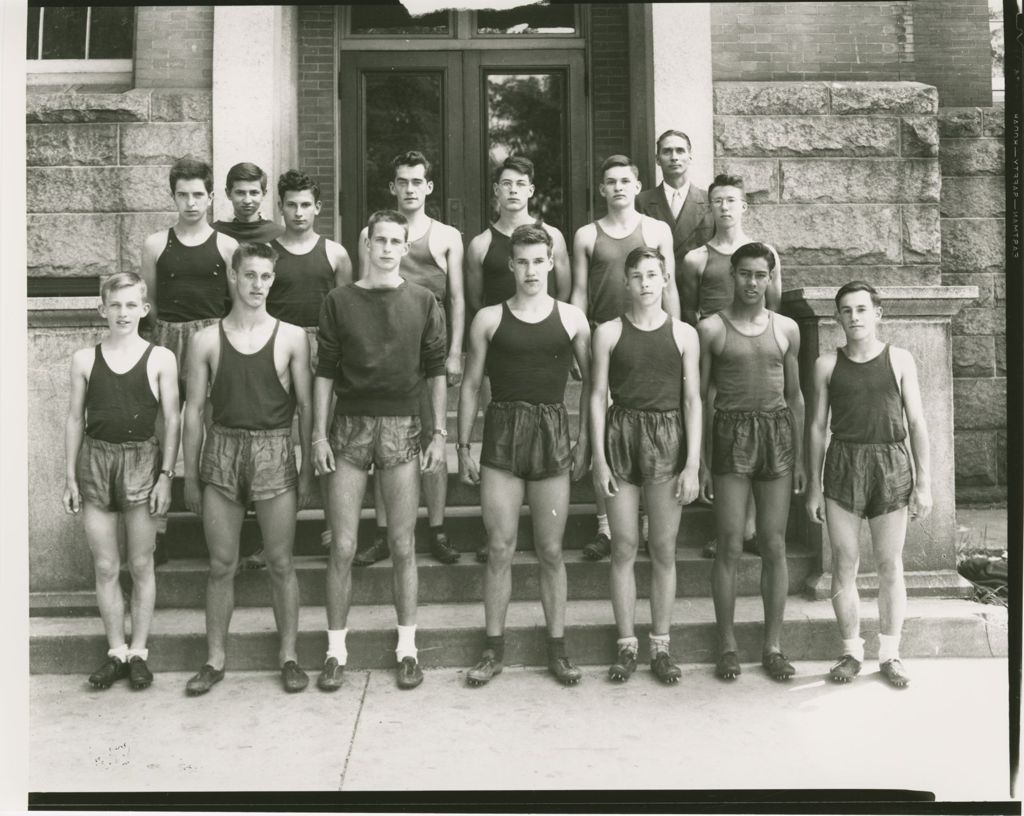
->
<box><xmin>26</xmin><ymin>6</ymin><xmax>134</xmax><ymax>88</ymax></box>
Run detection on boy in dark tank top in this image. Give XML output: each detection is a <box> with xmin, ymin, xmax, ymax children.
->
<box><xmin>697</xmin><ymin>243</ymin><xmax>806</xmax><ymax>683</ymax></box>
<box><xmin>63</xmin><ymin>273</ymin><xmax>181</xmax><ymax>690</ymax></box>
<box><xmin>806</xmin><ymin>281</ymin><xmax>932</xmax><ymax>688</ymax></box>
<box><xmin>590</xmin><ymin>247</ymin><xmax>702</xmax><ymax>685</ymax></box>
<box><xmin>457</xmin><ymin>225</ymin><xmax>592</xmax><ymax>687</ymax></box>
<box><xmin>181</xmin><ymin>243</ymin><xmax>315</xmax><ymax>696</ymax></box>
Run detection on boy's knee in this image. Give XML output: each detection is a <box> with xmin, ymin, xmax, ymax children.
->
<box><xmin>92</xmin><ymin>558</ymin><xmax>120</xmax><ymax>583</ymax></box>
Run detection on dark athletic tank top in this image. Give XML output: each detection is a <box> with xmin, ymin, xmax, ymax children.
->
<box><xmin>209</xmin><ymin>320</ymin><xmax>295</xmax><ymax>430</ymax></box>
<box><xmin>85</xmin><ymin>343</ymin><xmax>158</xmax><ymax>443</ymax></box>
<box><xmin>487</xmin><ymin>300</ymin><xmax>572</xmax><ymax>405</ymax></box>
<box><xmin>400</xmin><ymin>221</ymin><xmax>447</xmax><ymax>306</ymax></box>
<box><xmin>608</xmin><ymin>316</ymin><xmax>681</xmax><ymax>411</ymax></box>
<box><xmin>482</xmin><ymin>224</ymin><xmax>558</xmax><ymax>306</ymax></box>
<box><xmin>267</xmin><ymin>236</ymin><xmax>334</xmax><ymax>327</ymax></box>
<box><xmin>213</xmin><ymin>218</ymin><xmax>284</xmax><ymax>245</ymax></box>
<box><xmin>156</xmin><ymin>228</ymin><xmax>228</xmax><ymax>323</ymax></box>
<box><xmin>698</xmin><ymin>244</ymin><xmax>734</xmax><ymax>318</ymax></box>
<box><xmin>588</xmin><ymin>220</ymin><xmax>645</xmax><ymax>324</ymax></box>
<box><xmin>829</xmin><ymin>344</ymin><xmax>906</xmax><ymax>443</ymax></box>
<box><xmin>713</xmin><ymin>312</ymin><xmax>786</xmax><ymax>413</ymax></box>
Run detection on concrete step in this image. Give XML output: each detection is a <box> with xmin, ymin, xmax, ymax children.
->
<box><xmin>160</xmin><ymin>504</ymin><xmax>721</xmax><ymax>557</ymax></box>
<box><xmin>28</xmin><ymin>597</ymin><xmax>1008</xmax><ymax>674</ymax></box>
<box><xmin>30</xmin><ymin>547</ymin><xmax>816</xmax><ymax>613</ymax></box>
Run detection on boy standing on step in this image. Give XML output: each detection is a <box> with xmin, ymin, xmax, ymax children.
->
<box><xmin>806</xmin><ymin>281</ymin><xmax>931</xmax><ymax>688</ymax></box>
<box><xmin>313</xmin><ymin>210</ymin><xmax>448</xmax><ymax>691</ymax></box>
<box><xmin>182</xmin><ymin>243</ymin><xmax>315</xmax><ymax>695</ymax></box>
<box><xmin>354</xmin><ymin>151</ymin><xmax>465</xmax><ymax>567</ymax></box>
<box><xmin>63</xmin><ymin>272</ymin><xmax>180</xmax><ymax>690</ymax></box>
<box><xmin>697</xmin><ymin>243</ymin><xmax>805</xmax><ymax>682</ymax></box>
<box><xmin>458</xmin><ymin>225</ymin><xmax>591</xmax><ymax>687</ymax></box>
<box><xmin>590</xmin><ymin>247</ymin><xmax>702</xmax><ymax>685</ymax></box>
<box><xmin>571</xmin><ymin>155</ymin><xmax>678</xmax><ymax>563</ymax></box>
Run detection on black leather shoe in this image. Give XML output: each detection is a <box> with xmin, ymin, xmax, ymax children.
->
<box><xmin>467</xmin><ymin>649</ymin><xmax>503</xmax><ymax>686</ymax></box>
<box><xmin>354</xmin><ymin>535</ymin><xmax>390</xmax><ymax>567</ymax></box>
<box><xmin>281</xmin><ymin>660</ymin><xmax>309</xmax><ymax>693</ymax></box>
<box><xmin>317</xmin><ymin>657</ymin><xmax>345</xmax><ymax>691</ymax></box>
<box><xmin>128</xmin><ymin>656</ymin><xmax>153</xmax><ymax>689</ymax></box>
<box><xmin>88</xmin><ymin>657</ymin><xmax>129</xmax><ymax>689</ymax></box>
<box><xmin>549</xmin><ymin>655</ymin><xmax>582</xmax><ymax>686</ymax></box>
<box><xmin>430</xmin><ymin>531</ymin><xmax>460</xmax><ymax>564</ymax></box>
<box><xmin>397</xmin><ymin>656</ymin><xmax>423</xmax><ymax>690</ymax></box>
<box><xmin>185</xmin><ymin>664</ymin><xmax>225</xmax><ymax>696</ymax></box>
<box><xmin>608</xmin><ymin>647</ymin><xmax>637</xmax><ymax>682</ymax></box>
<box><xmin>651</xmin><ymin>651</ymin><xmax>682</xmax><ymax>685</ymax></box>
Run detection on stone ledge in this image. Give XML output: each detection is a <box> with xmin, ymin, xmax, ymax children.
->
<box><xmin>27</xmin><ymin>298</ymin><xmax>106</xmax><ymax>328</ymax></box>
<box><xmin>781</xmin><ymin>266</ymin><xmax>941</xmax><ymax>289</ymax></box>
<box><xmin>27</xmin><ymin>90</ymin><xmax>151</xmax><ymax>123</ymax></box>
<box><xmin>781</xmin><ymin>285</ymin><xmax>979</xmax><ymax>318</ymax></box>
<box><xmin>713</xmin><ymin>82</ymin><xmax>829</xmax><ymax>115</ymax></box>
<box><xmin>828</xmin><ymin>82</ymin><xmax>938</xmax><ymax>115</ymax></box>
<box><xmin>150</xmin><ymin>90</ymin><xmax>213</xmax><ymax>122</ymax></box>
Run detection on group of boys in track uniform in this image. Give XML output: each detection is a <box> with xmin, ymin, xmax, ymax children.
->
<box><xmin>63</xmin><ymin>128</ymin><xmax>932</xmax><ymax>694</ymax></box>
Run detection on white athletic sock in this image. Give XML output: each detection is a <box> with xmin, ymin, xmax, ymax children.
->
<box><xmin>841</xmin><ymin>637</ymin><xmax>865</xmax><ymax>662</ymax></box>
<box><xmin>396</xmin><ymin>624</ymin><xmax>418</xmax><ymax>662</ymax></box>
<box><xmin>326</xmin><ymin>628</ymin><xmax>348</xmax><ymax>664</ymax></box>
<box><xmin>649</xmin><ymin>633</ymin><xmax>670</xmax><ymax>661</ymax></box>
<box><xmin>320</xmin><ymin>529</ymin><xmax>333</xmax><ymax>548</ymax></box>
<box><xmin>107</xmin><ymin>644</ymin><xmax>129</xmax><ymax>663</ymax></box>
<box><xmin>877</xmin><ymin>633</ymin><xmax>900</xmax><ymax>664</ymax></box>
<box><xmin>616</xmin><ymin>636</ymin><xmax>639</xmax><ymax>655</ymax></box>
<box><xmin>596</xmin><ymin>514</ymin><xmax>611</xmax><ymax>538</ymax></box>
<box><xmin>126</xmin><ymin>647</ymin><xmax>149</xmax><ymax>662</ymax></box>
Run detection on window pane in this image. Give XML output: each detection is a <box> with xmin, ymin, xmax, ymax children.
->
<box><xmin>27</xmin><ymin>6</ymin><xmax>40</xmax><ymax>59</ymax></box>
<box><xmin>363</xmin><ymin>72</ymin><xmax>445</xmax><ymax>222</ymax></box>
<box><xmin>89</xmin><ymin>7</ymin><xmax>134</xmax><ymax>59</ymax></box>
<box><xmin>350</xmin><ymin>4</ymin><xmax>450</xmax><ymax>35</ymax></box>
<box><xmin>41</xmin><ymin>6</ymin><xmax>87</xmax><ymax>59</ymax></box>
<box><xmin>477</xmin><ymin>4</ymin><xmax>576</xmax><ymax>35</ymax></box>
<box><xmin>486</xmin><ymin>73</ymin><xmax>567</xmax><ymax>231</ymax></box>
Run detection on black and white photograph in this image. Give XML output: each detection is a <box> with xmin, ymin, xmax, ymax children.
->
<box><xmin>2</xmin><ymin>0</ymin><xmax>1020</xmax><ymax>809</ymax></box>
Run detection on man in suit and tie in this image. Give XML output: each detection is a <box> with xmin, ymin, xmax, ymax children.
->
<box><xmin>636</xmin><ymin>130</ymin><xmax>715</xmax><ymax>322</ymax></box>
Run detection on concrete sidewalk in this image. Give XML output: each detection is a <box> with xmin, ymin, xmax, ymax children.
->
<box><xmin>30</xmin><ymin>657</ymin><xmax>1011</xmax><ymax>800</ymax></box>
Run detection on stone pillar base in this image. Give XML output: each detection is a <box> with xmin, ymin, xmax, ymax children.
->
<box><xmin>804</xmin><ymin>570</ymin><xmax>975</xmax><ymax>601</ymax></box>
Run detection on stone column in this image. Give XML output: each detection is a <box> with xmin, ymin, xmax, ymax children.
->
<box><xmin>650</xmin><ymin>3</ymin><xmax>713</xmax><ymax>188</ymax></box>
<box><xmin>782</xmin><ymin>286</ymin><xmax>978</xmax><ymax>599</ymax></box>
<box><xmin>211</xmin><ymin>6</ymin><xmax>298</xmax><ymax>223</ymax></box>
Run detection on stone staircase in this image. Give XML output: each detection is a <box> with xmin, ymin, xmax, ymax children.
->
<box><xmin>29</xmin><ymin>381</ymin><xmax>1007</xmax><ymax>673</ymax></box>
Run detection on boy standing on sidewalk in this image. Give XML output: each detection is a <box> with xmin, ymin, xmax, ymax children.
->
<box><xmin>806</xmin><ymin>281</ymin><xmax>932</xmax><ymax>688</ymax></box>
<box><xmin>590</xmin><ymin>247</ymin><xmax>702</xmax><ymax>685</ymax></box>
<box><xmin>63</xmin><ymin>273</ymin><xmax>181</xmax><ymax>689</ymax></box>
<box><xmin>313</xmin><ymin>211</ymin><xmax>448</xmax><ymax>691</ymax></box>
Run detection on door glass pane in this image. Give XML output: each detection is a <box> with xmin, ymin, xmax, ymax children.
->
<box><xmin>486</xmin><ymin>72</ymin><xmax>567</xmax><ymax>231</ymax></box>
<box><xmin>363</xmin><ymin>72</ymin><xmax>445</xmax><ymax>223</ymax></box>
<box><xmin>350</xmin><ymin>5</ymin><xmax>450</xmax><ymax>36</ymax></box>
<box><xmin>27</xmin><ymin>6</ymin><xmax>40</xmax><ymax>59</ymax></box>
<box><xmin>89</xmin><ymin>7</ymin><xmax>134</xmax><ymax>59</ymax></box>
<box><xmin>477</xmin><ymin>5</ymin><xmax>576</xmax><ymax>35</ymax></box>
<box><xmin>41</xmin><ymin>7</ymin><xmax>87</xmax><ymax>59</ymax></box>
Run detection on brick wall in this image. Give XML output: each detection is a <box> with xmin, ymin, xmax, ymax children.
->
<box><xmin>940</xmin><ymin>104</ymin><xmax>1006</xmax><ymax>502</ymax></box>
<box><xmin>133</xmin><ymin>6</ymin><xmax>213</xmax><ymax>90</ymax></box>
<box><xmin>589</xmin><ymin>4</ymin><xmax>631</xmax><ymax>215</ymax></box>
<box><xmin>25</xmin><ymin>90</ymin><xmax>212</xmax><ymax>281</ymax></box>
<box><xmin>711</xmin><ymin>2</ymin><xmax>914</xmax><ymax>82</ymax></box>
<box><xmin>296</xmin><ymin>5</ymin><xmax>337</xmax><ymax>241</ymax></box>
<box><xmin>912</xmin><ymin>0</ymin><xmax>993</xmax><ymax>107</ymax></box>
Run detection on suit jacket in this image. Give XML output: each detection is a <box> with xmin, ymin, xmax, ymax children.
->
<box><xmin>637</xmin><ymin>184</ymin><xmax>715</xmax><ymax>266</ymax></box>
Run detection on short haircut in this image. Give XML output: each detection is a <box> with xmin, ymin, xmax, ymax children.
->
<box><xmin>169</xmin><ymin>156</ymin><xmax>213</xmax><ymax>194</ymax></box>
<box><xmin>392</xmin><ymin>150</ymin><xmax>432</xmax><ymax>180</ymax></box>
<box><xmin>600</xmin><ymin>154</ymin><xmax>640</xmax><ymax>180</ymax></box>
<box><xmin>367</xmin><ymin>209</ymin><xmax>409</xmax><ymax>240</ymax></box>
<box><xmin>708</xmin><ymin>174</ymin><xmax>746</xmax><ymax>199</ymax></box>
<box><xmin>226</xmin><ymin>162</ymin><xmax>268</xmax><ymax>192</ymax></box>
<box><xmin>730</xmin><ymin>242</ymin><xmax>776</xmax><ymax>273</ymax></box>
<box><xmin>624</xmin><ymin>246</ymin><xmax>666</xmax><ymax>277</ymax></box>
<box><xmin>510</xmin><ymin>224</ymin><xmax>552</xmax><ymax>255</ymax></box>
<box><xmin>277</xmin><ymin>169</ymin><xmax>321</xmax><ymax>202</ymax></box>
<box><xmin>656</xmin><ymin>129</ymin><xmax>692</xmax><ymax>152</ymax></box>
<box><xmin>495</xmin><ymin>155</ymin><xmax>535</xmax><ymax>184</ymax></box>
<box><xmin>231</xmin><ymin>241</ymin><xmax>279</xmax><ymax>272</ymax></box>
<box><xmin>100</xmin><ymin>271</ymin><xmax>147</xmax><ymax>304</ymax></box>
<box><xmin>835</xmin><ymin>280</ymin><xmax>881</xmax><ymax>309</ymax></box>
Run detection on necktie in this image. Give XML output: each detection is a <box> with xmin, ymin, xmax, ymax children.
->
<box><xmin>670</xmin><ymin>189</ymin><xmax>683</xmax><ymax>219</ymax></box>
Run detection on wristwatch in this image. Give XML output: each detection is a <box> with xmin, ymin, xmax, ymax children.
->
<box><xmin>159</xmin><ymin>468</ymin><xmax>174</xmax><ymax>480</ymax></box>
<box><xmin>433</xmin><ymin>428</ymin><xmax>448</xmax><ymax>438</ymax></box>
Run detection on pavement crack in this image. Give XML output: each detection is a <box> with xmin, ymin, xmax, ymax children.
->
<box><xmin>339</xmin><ymin>671</ymin><xmax>371</xmax><ymax>791</ymax></box>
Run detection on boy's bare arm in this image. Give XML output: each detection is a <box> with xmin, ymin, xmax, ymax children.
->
<box><xmin>444</xmin><ymin>228</ymin><xmax>466</xmax><ymax>385</ymax></box>
<box><xmin>805</xmin><ymin>354</ymin><xmax>834</xmax><ymax>523</ymax></box>
<box><xmin>781</xmin><ymin>318</ymin><xmax>806</xmax><ymax>493</ymax></box>
<box><xmin>62</xmin><ymin>350</ymin><xmax>89</xmax><ymax>513</ymax></box>
<box><xmin>897</xmin><ymin>349</ymin><xmax>932</xmax><ymax>519</ymax></box>
<box><xmin>570</xmin><ymin>227</ymin><xmax>592</xmax><ymax>315</ymax></box>
<box><xmin>549</xmin><ymin>227</ymin><xmax>572</xmax><ymax>302</ymax></box>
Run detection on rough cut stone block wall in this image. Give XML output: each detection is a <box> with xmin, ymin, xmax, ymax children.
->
<box><xmin>711</xmin><ymin>2</ymin><xmax>914</xmax><ymax>82</ymax></box>
<box><xmin>939</xmin><ymin>104</ymin><xmax>1006</xmax><ymax>503</ymax></box>
<box><xmin>134</xmin><ymin>6</ymin><xmax>213</xmax><ymax>90</ymax></box>
<box><xmin>26</xmin><ymin>91</ymin><xmax>213</xmax><ymax>281</ymax></box>
<box><xmin>297</xmin><ymin>5</ymin><xmax>336</xmax><ymax>241</ymax></box>
<box><xmin>714</xmin><ymin>82</ymin><xmax>942</xmax><ymax>293</ymax></box>
<box><xmin>589</xmin><ymin>4</ymin><xmax>631</xmax><ymax>217</ymax></box>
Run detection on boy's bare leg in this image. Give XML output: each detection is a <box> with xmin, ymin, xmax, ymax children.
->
<box><xmin>122</xmin><ymin>503</ymin><xmax>158</xmax><ymax>650</ymax></box>
<box><xmin>752</xmin><ymin>475</ymin><xmax>793</xmax><ymax>656</ymax></box>
<box><xmin>480</xmin><ymin>466</ymin><xmax>526</xmax><ymax>634</ymax></box>
<box><xmin>606</xmin><ymin>482</ymin><xmax>641</xmax><ymax>638</ymax></box>
<box><xmin>825</xmin><ymin>499</ymin><xmax>863</xmax><ymax>641</ymax></box>
<box><xmin>254</xmin><ymin>490</ymin><xmax>300</xmax><ymax>665</ymax></box>
<box><xmin>201</xmin><ymin>486</ymin><xmax>245</xmax><ymax>669</ymax></box>
<box><xmin>526</xmin><ymin>473</ymin><xmax>571</xmax><ymax>637</ymax></box>
<box><xmin>711</xmin><ymin>473</ymin><xmax>753</xmax><ymax>656</ymax></box>
<box><xmin>644</xmin><ymin>479</ymin><xmax>683</xmax><ymax>636</ymax></box>
<box><xmin>868</xmin><ymin>507</ymin><xmax>909</xmax><ymax>637</ymax></box>
<box><xmin>377</xmin><ymin>458</ymin><xmax>421</xmax><ymax>625</ymax></box>
<box><xmin>325</xmin><ymin>458</ymin><xmax>369</xmax><ymax>630</ymax></box>
<box><xmin>83</xmin><ymin>504</ymin><xmax>128</xmax><ymax>650</ymax></box>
